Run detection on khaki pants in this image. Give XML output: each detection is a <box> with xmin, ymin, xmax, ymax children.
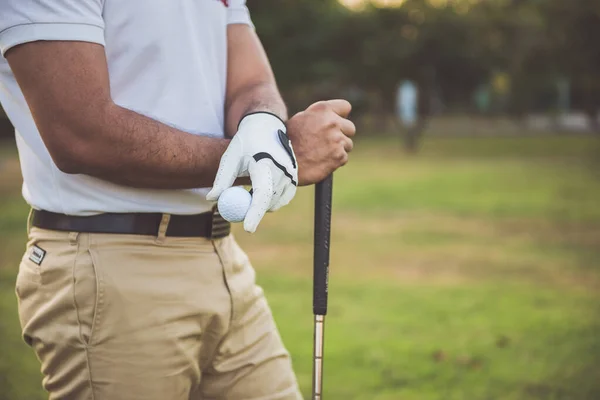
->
<box><xmin>15</xmin><ymin>225</ymin><xmax>302</xmax><ymax>400</ymax></box>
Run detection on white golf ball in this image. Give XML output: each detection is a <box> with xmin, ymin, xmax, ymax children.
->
<box><xmin>217</xmin><ymin>186</ymin><xmax>252</xmax><ymax>223</ymax></box>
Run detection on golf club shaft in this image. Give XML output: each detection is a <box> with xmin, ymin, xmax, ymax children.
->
<box><xmin>312</xmin><ymin>314</ymin><xmax>325</xmax><ymax>400</ymax></box>
<box><xmin>312</xmin><ymin>175</ymin><xmax>333</xmax><ymax>400</ymax></box>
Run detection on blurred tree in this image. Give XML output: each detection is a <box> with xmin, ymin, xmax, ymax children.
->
<box><xmin>248</xmin><ymin>0</ymin><xmax>348</xmax><ymax>113</ymax></box>
<box><xmin>248</xmin><ymin>0</ymin><xmax>600</xmax><ymax>133</ymax></box>
<box><xmin>542</xmin><ymin>0</ymin><xmax>600</xmax><ymax>131</ymax></box>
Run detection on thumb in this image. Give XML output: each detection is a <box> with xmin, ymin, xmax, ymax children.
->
<box><xmin>310</xmin><ymin>99</ymin><xmax>352</xmax><ymax>118</ymax></box>
<box><xmin>206</xmin><ymin>140</ymin><xmax>242</xmax><ymax>201</ymax></box>
<box><xmin>243</xmin><ymin>159</ymin><xmax>274</xmax><ymax>233</ymax></box>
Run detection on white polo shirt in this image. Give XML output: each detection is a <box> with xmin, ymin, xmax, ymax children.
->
<box><xmin>0</xmin><ymin>0</ymin><xmax>252</xmax><ymax>216</ymax></box>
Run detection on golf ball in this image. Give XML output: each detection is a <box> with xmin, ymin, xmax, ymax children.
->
<box><xmin>217</xmin><ymin>186</ymin><xmax>252</xmax><ymax>223</ymax></box>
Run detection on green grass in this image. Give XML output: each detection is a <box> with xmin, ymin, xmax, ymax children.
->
<box><xmin>266</xmin><ymin>276</ymin><xmax>600</xmax><ymax>400</ymax></box>
<box><xmin>1</xmin><ymin>135</ymin><xmax>600</xmax><ymax>399</ymax></box>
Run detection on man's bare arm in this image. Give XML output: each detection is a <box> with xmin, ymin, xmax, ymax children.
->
<box><xmin>6</xmin><ymin>41</ymin><xmax>229</xmax><ymax>189</ymax></box>
<box><xmin>224</xmin><ymin>24</ymin><xmax>287</xmax><ymax>136</ymax></box>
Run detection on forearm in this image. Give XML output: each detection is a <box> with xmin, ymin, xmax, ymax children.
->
<box><xmin>224</xmin><ymin>24</ymin><xmax>287</xmax><ymax>136</ymax></box>
<box><xmin>225</xmin><ymin>81</ymin><xmax>287</xmax><ymax>136</ymax></box>
<box><xmin>103</xmin><ymin>80</ymin><xmax>287</xmax><ymax>189</ymax></box>
<box><xmin>67</xmin><ymin>103</ymin><xmax>230</xmax><ymax>189</ymax></box>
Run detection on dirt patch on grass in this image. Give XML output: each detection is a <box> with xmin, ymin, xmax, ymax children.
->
<box><xmin>240</xmin><ymin>211</ymin><xmax>600</xmax><ymax>291</ymax></box>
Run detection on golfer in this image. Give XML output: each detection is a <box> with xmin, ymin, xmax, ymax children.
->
<box><xmin>0</xmin><ymin>1</ymin><xmax>355</xmax><ymax>399</ymax></box>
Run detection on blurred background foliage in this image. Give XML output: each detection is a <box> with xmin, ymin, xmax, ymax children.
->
<box><xmin>248</xmin><ymin>0</ymin><xmax>600</xmax><ymax>130</ymax></box>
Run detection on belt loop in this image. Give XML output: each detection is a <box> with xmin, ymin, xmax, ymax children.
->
<box><xmin>26</xmin><ymin>208</ymin><xmax>34</xmax><ymax>236</ymax></box>
<box><xmin>211</xmin><ymin>206</ymin><xmax>218</xmax><ymax>240</ymax></box>
<box><xmin>156</xmin><ymin>214</ymin><xmax>171</xmax><ymax>244</ymax></box>
<box><xmin>68</xmin><ymin>232</ymin><xmax>79</xmax><ymax>246</ymax></box>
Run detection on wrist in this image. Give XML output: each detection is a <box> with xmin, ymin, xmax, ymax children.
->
<box><xmin>238</xmin><ymin>112</ymin><xmax>287</xmax><ymax>134</ymax></box>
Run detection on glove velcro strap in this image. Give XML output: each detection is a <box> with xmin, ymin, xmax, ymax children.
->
<box><xmin>253</xmin><ymin>152</ymin><xmax>298</xmax><ymax>186</ymax></box>
<box><xmin>238</xmin><ymin>111</ymin><xmax>287</xmax><ymax>131</ymax></box>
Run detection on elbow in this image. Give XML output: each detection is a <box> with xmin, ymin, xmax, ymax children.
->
<box><xmin>44</xmin><ymin>128</ymin><xmax>104</xmax><ymax>175</ymax></box>
<box><xmin>51</xmin><ymin>141</ymin><xmax>94</xmax><ymax>175</ymax></box>
<box><xmin>53</xmin><ymin>151</ymin><xmax>85</xmax><ymax>174</ymax></box>
<box><xmin>42</xmin><ymin>103</ymin><xmax>114</xmax><ymax>175</ymax></box>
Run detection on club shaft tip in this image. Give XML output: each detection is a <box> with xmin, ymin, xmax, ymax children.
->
<box><xmin>312</xmin><ymin>315</ymin><xmax>326</xmax><ymax>399</ymax></box>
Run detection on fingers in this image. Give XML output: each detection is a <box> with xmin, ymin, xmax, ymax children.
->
<box><xmin>307</xmin><ymin>99</ymin><xmax>355</xmax><ymax>137</ymax></box>
<box><xmin>336</xmin><ymin>148</ymin><xmax>349</xmax><ymax>167</ymax></box>
<box><xmin>339</xmin><ymin>117</ymin><xmax>356</xmax><ymax>137</ymax></box>
<box><xmin>243</xmin><ymin>159</ymin><xmax>274</xmax><ymax>233</ymax></box>
<box><xmin>326</xmin><ymin>99</ymin><xmax>352</xmax><ymax>118</ymax></box>
<box><xmin>270</xmin><ymin>183</ymin><xmax>297</xmax><ymax>212</ymax></box>
<box><xmin>206</xmin><ymin>140</ymin><xmax>242</xmax><ymax>201</ymax></box>
<box><xmin>342</xmin><ymin>136</ymin><xmax>354</xmax><ymax>153</ymax></box>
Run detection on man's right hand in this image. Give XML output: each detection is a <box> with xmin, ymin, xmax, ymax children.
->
<box><xmin>286</xmin><ymin>100</ymin><xmax>356</xmax><ymax>186</ymax></box>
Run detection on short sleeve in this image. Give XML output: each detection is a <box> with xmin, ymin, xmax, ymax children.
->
<box><xmin>0</xmin><ymin>0</ymin><xmax>105</xmax><ymax>56</ymax></box>
<box><xmin>227</xmin><ymin>0</ymin><xmax>254</xmax><ymax>28</ymax></box>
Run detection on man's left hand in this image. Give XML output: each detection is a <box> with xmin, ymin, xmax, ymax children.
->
<box><xmin>206</xmin><ymin>112</ymin><xmax>298</xmax><ymax>233</ymax></box>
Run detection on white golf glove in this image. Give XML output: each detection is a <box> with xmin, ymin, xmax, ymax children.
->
<box><xmin>206</xmin><ymin>112</ymin><xmax>298</xmax><ymax>233</ymax></box>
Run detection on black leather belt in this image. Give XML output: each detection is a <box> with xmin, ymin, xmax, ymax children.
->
<box><xmin>31</xmin><ymin>208</ymin><xmax>231</xmax><ymax>239</ymax></box>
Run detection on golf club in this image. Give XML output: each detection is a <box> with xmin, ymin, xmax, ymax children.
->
<box><xmin>312</xmin><ymin>174</ymin><xmax>333</xmax><ymax>400</ymax></box>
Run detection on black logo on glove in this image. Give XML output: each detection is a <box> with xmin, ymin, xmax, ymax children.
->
<box><xmin>277</xmin><ymin>129</ymin><xmax>297</xmax><ymax>169</ymax></box>
<box><xmin>253</xmin><ymin>129</ymin><xmax>297</xmax><ymax>186</ymax></box>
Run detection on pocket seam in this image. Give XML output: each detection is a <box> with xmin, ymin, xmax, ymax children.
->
<box><xmin>87</xmin><ymin>247</ymin><xmax>104</xmax><ymax>347</ymax></box>
<box><xmin>71</xmin><ymin>241</ymin><xmax>104</xmax><ymax>348</ymax></box>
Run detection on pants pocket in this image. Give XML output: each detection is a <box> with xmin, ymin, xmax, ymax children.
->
<box><xmin>15</xmin><ymin>254</ymin><xmax>42</xmax><ymax>344</ymax></box>
<box><xmin>73</xmin><ymin>248</ymin><xmax>101</xmax><ymax>346</ymax></box>
<box><xmin>15</xmin><ymin>254</ymin><xmax>42</xmax><ymax>298</ymax></box>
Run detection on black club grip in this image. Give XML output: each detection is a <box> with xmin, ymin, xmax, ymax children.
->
<box><xmin>313</xmin><ymin>174</ymin><xmax>333</xmax><ymax>316</ymax></box>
